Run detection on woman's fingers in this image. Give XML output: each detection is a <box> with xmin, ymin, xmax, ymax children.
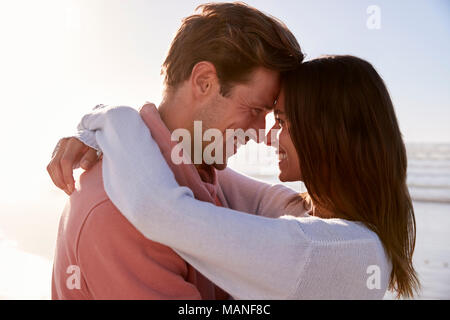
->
<box><xmin>139</xmin><ymin>102</ymin><xmax>157</xmax><ymax>113</ymax></box>
<box><xmin>47</xmin><ymin>138</ymin><xmax>71</xmax><ymax>195</ymax></box>
<box><xmin>80</xmin><ymin>148</ymin><xmax>99</xmax><ymax>170</ymax></box>
<box><xmin>60</xmin><ymin>138</ymin><xmax>88</xmax><ymax>194</ymax></box>
<box><xmin>47</xmin><ymin>137</ymin><xmax>97</xmax><ymax>195</ymax></box>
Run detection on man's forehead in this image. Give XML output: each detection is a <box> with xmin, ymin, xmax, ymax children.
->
<box><xmin>264</xmin><ymin>91</ymin><xmax>281</xmax><ymax>110</ymax></box>
<box><xmin>264</xmin><ymin>100</ymin><xmax>277</xmax><ymax>110</ymax></box>
<box><xmin>248</xmin><ymin>68</ymin><xmax>281</xmax><ymax>105</ymax></box>
<box><xmin>246</xmin><ymin>93</ymin><xmax>277</xmax><ymax>110</ymax></box>
<box><xmin>262</xmin><ymin>89</ymin><xmax>281</xmax><ymax>110</ymax></box>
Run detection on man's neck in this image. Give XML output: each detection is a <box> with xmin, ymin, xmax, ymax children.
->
<box><xmin>158</xmin><ymin>99</ymin><xmax>182</xmax><ymax>134</ymax></box>
<box><xmin>157</xmin><ymin>92</ymin><xmax>210</xmax><ymax>172</ymax></box>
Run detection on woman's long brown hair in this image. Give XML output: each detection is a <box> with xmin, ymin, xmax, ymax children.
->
<box><xmin>283</xmin><ymin>55</ymin><xmax>420</xmax><ymax>298</ymax></box>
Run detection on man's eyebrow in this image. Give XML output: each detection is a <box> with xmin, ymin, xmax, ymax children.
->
<box><xmin>263</xmin><ymin>99</ymin><xmax>278</xmax><ymax>110</ymax></box>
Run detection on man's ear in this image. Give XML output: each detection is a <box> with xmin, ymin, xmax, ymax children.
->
<box><xmin>190</xmin><ymin>61</ymin><xmax>219</xmax><ymax>98</ymax></box>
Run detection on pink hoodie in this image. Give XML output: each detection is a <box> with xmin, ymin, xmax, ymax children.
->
<box><xmin>51</xmin><ymin>105</ymin><xmax>228</xmax><ymax>300</ymax></box>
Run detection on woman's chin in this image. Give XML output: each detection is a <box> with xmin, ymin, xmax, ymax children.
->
<box><xmin>278</xmin><ymin>171</ymin><xmax>290</xmax><ymax>182</ymax></box>
<box><xmin>278</xmin><ymin>171</ymin><xmax>300</xmax><ymax>182</ymax></box>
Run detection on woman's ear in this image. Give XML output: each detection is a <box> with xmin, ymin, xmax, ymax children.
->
<box><xmin>190</xmin><ymin>61</ymin><xmax>219</xmax><ymax>98</ymax></box>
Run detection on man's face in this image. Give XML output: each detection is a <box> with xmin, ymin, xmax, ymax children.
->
<box><xmin>193</xmin><ymin>67</ymin><xmax>281</xmax><ymax>170</ymax></box>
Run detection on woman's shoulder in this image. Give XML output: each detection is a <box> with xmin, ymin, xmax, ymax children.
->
<box><xmin>283</xmin><ymin>215</ymin><xmax>379</xmax><ymax>243</ymax></box>
<box><xmin>284</xmin><ymin>215</ymin><xmax>391</xmax><ymax>299</ymax></box>
<box><xmin>283</xmin><ymin>215</ymin><xmax>391</xmax><ymax>271</ymax></box>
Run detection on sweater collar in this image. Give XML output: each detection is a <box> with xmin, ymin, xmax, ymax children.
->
<box><xmin>139</xmin><ymin>104</ymin><xmax>219</xmax><ymax>202</ymax></box>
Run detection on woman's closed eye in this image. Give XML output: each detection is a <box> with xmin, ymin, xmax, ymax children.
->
<box><xmin>274</xmin><ymin>115</ymin><xmax>285</xmax><ymax>127</ymax></box>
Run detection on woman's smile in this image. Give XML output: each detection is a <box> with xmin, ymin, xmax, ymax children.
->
<box><xmin>277</xmin><ymin>148</ymin><xmax>287</xmax><ymax>167</ymax></box>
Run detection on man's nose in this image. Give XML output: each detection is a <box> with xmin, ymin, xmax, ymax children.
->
<box><xmin>265</xmin><ymin>123</ymin><xmax>280</xmax><ymax>147</ymax></box>
<box><xmin>250</xmin><ymin>116</ymin><xmax>266</xmax><ymax>143</ymax></box>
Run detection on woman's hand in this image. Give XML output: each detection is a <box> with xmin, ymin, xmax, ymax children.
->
<box><xmin>46</xmin><ymin>103</ymin><xmax>155</xmax><ymax>196</ymax></box>
<box><xmin>47</xmin><ymin>137</ymin><xmax>99</xmax><ymax>195</ymax></box>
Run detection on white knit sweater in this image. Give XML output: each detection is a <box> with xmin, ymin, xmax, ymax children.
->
<box><xmin>75</xmin><ymin>105</ymin><xmax>392</xmax><ymax>300</ymax></box>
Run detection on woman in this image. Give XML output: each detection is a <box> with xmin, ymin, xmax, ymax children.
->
<box><xmin>50</xmin><ymin>55</ymin><xmax>419</xmax><ymax>299</ymax></box>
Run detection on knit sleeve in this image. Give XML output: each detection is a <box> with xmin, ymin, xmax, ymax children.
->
<box><xmin>217</xmin><ymin>168</ymin><xmax>308</xmax><ymax>218</ymax></box>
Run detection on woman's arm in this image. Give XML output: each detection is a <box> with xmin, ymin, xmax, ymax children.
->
<box><xmin>77</xmin><ymin>105</ymin><xmax>312</xmax><ymax>299</ymax></box>
<box><xmin>217</xmin><ymin>168</ymin><xmax>308</xmax><ymax>218</ymax></box>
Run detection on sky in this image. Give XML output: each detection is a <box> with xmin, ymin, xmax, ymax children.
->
<box><xmin>0</xmin><ymin>0</ymin><xmax>448</xmax><ymax>299</ymax></box>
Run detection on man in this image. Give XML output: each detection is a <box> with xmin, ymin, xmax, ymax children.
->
<box><xmin>48</xmin><ymin>2</ymin><xmax>303</xmax><ymax>299</ymax></box>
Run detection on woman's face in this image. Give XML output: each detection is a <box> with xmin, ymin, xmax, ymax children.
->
<box><xmin>268</xmin><ymin>90</ymin><xmax>302</xmax><ymax>182</ymax></box>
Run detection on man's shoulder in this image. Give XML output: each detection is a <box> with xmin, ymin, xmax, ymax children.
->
<box><xmin>67</xmin><ymin>161</ymin><xmax>184</xmax><ymax>259</ymax></box>
<box><xmin>57</xmin><ymin>161</ymin><xmax>110</xmax><ymax>245</ymax></box>
<box><xmin>69</xmin><ymin>160</ymin><xmax>128</xmax><ymax>220</ymax></box>
<box><xmin>84</xmin><ymin>163</ymin><xmax>186</xmax><ymax>252</ymax></box>
<box><xmin>54</xmin><ymin>162</ymin><xmax>200</xmax><ymax>299</ymax></box>
<box><xmin>73</xmin><ymin>162</ymin><xmax>171</xmax><ymax>245</ymax></box>
<box><xmin>73</xmin><ymin>161</ymin><xmax>109</xmax><ymax>209</ymax></box>
<box><xmin>76</xmin><ymin>189</ymin><xmax>192</xmax><ymax>281</ymax></box>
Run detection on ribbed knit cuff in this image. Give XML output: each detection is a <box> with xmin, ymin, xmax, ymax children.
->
<box><xmin>75</xmin><ymin>129</ymin><xmax>100</xmax><ymax>151</ymax></box>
